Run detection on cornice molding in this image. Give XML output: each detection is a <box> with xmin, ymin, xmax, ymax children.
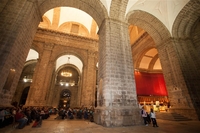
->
<box><xmin>36</xmin><ymin>27</ymin><xmax>99</xmax><ymax>44</ymax></box>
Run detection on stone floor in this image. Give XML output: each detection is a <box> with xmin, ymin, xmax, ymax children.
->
<box><xmin>1</xmin><ymin>115</ymin><xmax>200</xmax><ymax>133</ymax></box>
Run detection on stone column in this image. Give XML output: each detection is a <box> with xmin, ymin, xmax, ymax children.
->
<box><xmin>0</xmin><ymin>0</ymin><xmax>41</xmax><ymax>106</ymax></box>
<box><xmin>156</xmin><ymin>37</ymin><xmax>199</xmax><ymax>119</ymax></box>
<box><xmin>26</xmin><ymin>43</ymin><xmax>55</xmax><ymax>106</ymax></box>
<box><xmin>173</xmin><ymin>38</ymin><xmax>200</xmax><ymax>119</ymax></box>
<box><xmin>94</xmin><ymin>19</ymin><xmax>142</xmax><ymax>127</ymax></box>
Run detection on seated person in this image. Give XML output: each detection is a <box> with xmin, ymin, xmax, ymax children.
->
<box><xmin>32</xmin><ymin>111</ymin><xmax>42</xmax><ymax>128</ymax></box>
<box><xmin>58</xmin><ymin>108</ymin><xmax>66</xmax><ymax>119</ymax></box>
<box><xmin>0</xmin><ymin>108</ymin><xmax>6</xmax><ymax>128</ymax></box>
<box><xmin>83</xmin><ymin>108</ymin><xmax>88</xmax><ymax>119</ymax></box>
<box><xmin>40</xmin><ymin>109</ymin><xmax>46</xmax><ymax>119</ymax></box>
<box><xmin>15</xmin><ymin>108</ymin><xmax>28</xmax><ymax>129</ymax></box>
<box><xmin>77</xmin><ymin>109</ymin><xmax>82</xmax><ymax>119</ymax></box>
<box><xmin>68</xmin><ymin>108</ymin><xmax>73</xmax><ymax>119</ymax></box>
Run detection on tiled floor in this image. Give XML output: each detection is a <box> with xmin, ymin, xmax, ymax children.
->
<box><xmin>1</xmin><ymin>115</ymin><xmax>200</xmax><ymax>133</ymax></box>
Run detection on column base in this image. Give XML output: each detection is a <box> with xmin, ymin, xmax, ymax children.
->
<box><xmin>94</xmin><ymin>106</ymin><xmax>143</xmax><ymax>127</ymax></box>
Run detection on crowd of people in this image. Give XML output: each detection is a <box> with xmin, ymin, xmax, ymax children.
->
<box><xmin>1</xmin><ymin>104</ymin><xmax>159</xmax><ymax>129</ymax></box>
<box><xmin>55</xmin><ymin>106</ymin><xmax>95</xmax><ymax>122</ymax></box>
<box><xmin>0</xmin><ymin>105</ymin><xmax>95</xmax><ymax>129</ymax></box>
<box><xmin>0</xmin><ymin>106</ymin><xmax>51</xmax><ymax>129</ymax></box>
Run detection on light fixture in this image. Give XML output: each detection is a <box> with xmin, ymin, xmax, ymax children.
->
<box><xmin>23</xmin><ymin>76</ymin><xmax>32</xmax><ymax>82</ymax></box>
<box><xmin>61</xmin><ymin>71</ymin><xmax>72</xmax><ymax>77</ymax></box>
<box><xmin>65</xmin><ymin>83</ymin><xmax>69</xmax><ymax>86</ymax></box>
<box><xmin>61</xmin><ymin>57</ymin><xmax>72</xmax><ymax>77</ymax></box>
<box><xmin>59</xmin><ymin>80</ymin><xmax>75</xmax><ymax>87</ymax></box>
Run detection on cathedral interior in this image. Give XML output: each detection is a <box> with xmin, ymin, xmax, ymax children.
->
<box><xmin>0</xmin><ymin>0</ymin><xmax>200</xmax><ymax>127</ymax></box>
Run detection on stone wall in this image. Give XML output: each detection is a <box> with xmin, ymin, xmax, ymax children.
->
<box><xmin>25</xmin><ymin>28</ymin><xmax>98</xmax><ymax>107</ymax></box>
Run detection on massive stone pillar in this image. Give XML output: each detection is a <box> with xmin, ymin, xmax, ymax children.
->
<box><xmin>172</xmin><ymin>37</ymin><xmax>200</xmax><ymax>119</ymax></box>
<box><xmin>26</xmin><ymin>43</ymin><xmax>55</xmax><ymax>106</ymax></box>
<box><xmin>94</xmin><ymin>19</ymin><xmax>142</xmax><ymax>127</ymax></box>
<box><xmin>0</xmin><ymin>0</ymin><xmax>41</xmax><ymax>106</ymax></box>
<box><xmin>156</xmin><ymin>37</ymin><xmax>199</xmax><ymax>120</ymax></box>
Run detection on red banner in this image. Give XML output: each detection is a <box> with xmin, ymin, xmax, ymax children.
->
<box><xmin>134</xmin><ymin>72</ymin><xmax>168</xmax><ymax>96</ymax></box>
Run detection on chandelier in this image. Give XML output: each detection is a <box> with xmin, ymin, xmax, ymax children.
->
<box><xmin>61</xmin><ymin>71</ymin><xmax>72</xmax><ymax>77</ymax></box>
<box><xmin>61</xmin><ymin>57</ymin><xmax>72</xmax><ymax>77</ymax></box>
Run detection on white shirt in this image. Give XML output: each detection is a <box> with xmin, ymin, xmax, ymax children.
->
<box><xmin>150</xmin><ymin>112</ymin><xmax>156</xmax><ymax>118</ymax></box>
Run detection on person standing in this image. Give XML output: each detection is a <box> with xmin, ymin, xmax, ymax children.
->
<box><xmin>141</xmin><ymin>106</ymin><xmax>148</xmax><ymax>126</ymax></box>
<box><xmin>150</xmin><ymin>108</ymin><xmax>159</xmax><ymax>127</ymax></box>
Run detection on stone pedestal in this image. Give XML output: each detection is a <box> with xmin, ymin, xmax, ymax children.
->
<box><xmin>94</xmin><ymin>106</ymin><xmax>143</xmax><ymax>127</ymax></box>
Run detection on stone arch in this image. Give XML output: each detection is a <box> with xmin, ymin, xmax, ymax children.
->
<box><xmin>172</xmin><ymin>0</ymin><xmax>200</xmax><ymax>38</ymax></box>
<box><xmin>149</xmin><ymin>54</ymin><xmax>159</xmax><ymax>71</ymax></box>
<box><xmin>134</xmin><ymin>47</ymin><xmax>158</xmax><ymax>71</ymax></box>
<box><xmin>25</xmin><ymin>48</ymin><xmax>40</xmax><ymax>63</ymax></box>
<box><xmin>53</xmin><ymin>50</ymin><xmax>86</xmax><ymax>69</ymax></box>
<box><xmin>172</xmin><ymin>0</ymin><xmax>200</xmax><ymax>120</ymax></box>
<box><xmin>38</xmin><ymin>0</ymin><xmax>108</xmax><ymax>27</ymax></box>
<box><xmin>127</xmin><ymin>10</ymin><xmax>177</xmax><ymax>113</ymax></box>
<box><xmin>127</xmin><ymin>10</ymin><xmax>171</xmax><ymax>45</ymax></box>
<box><xmin>56</xmin><ymin>64</ymin><xmax>81</xmax><ymax>78</ymax></box>
<box><xmin>24</xmin><ymin>60</ymin><xmax>37</xmax><ymax>68</ymax></box>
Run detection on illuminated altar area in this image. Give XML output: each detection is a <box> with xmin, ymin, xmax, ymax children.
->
<box><xmin>135</xmin><ymin>71</ymin><xmax>169</xmax><ymax>112</ymax></box>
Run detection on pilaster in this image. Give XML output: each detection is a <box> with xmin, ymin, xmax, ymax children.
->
<box><xmin>81</xmin><ymin>51</ymin><xmax>97</xmax><ymax>107</ymax></box>
<box><xmin>26</xmin><ymin>43</ymin><xmax>55</xmax><ymax>106</ymax></box>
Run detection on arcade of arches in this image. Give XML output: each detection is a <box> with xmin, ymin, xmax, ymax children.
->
<box><xmin>0</xmin><ymin>0</ymin><xmax>200</xmax><ymax>127</ymax></box>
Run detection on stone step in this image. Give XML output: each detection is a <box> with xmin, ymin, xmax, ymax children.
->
<box><xmin>156</xmin><ymin>112</ymin><xmax>192</xmax><ymax>121</ymax></box>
